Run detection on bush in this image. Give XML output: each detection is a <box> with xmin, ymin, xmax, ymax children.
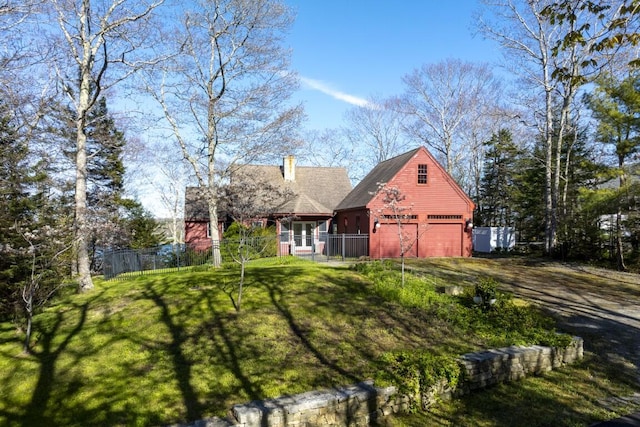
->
<box><xmin>376</xmin><ymin>350</ymin><xmax>462</xmax><ymax>411</ymax></box>
<box><xmin>352</xmin><ymin>262</ymin><xmax>573</xmax><ymax>349</ymax></box>
<box><xmin>473</xmin><ymin>277</ymin><xmax>498</xmax><ymax>312</ymax></box>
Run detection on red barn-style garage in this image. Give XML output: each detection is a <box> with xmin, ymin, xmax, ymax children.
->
<box><xmin>334</xmin><ymin>147</ymin><xmax>475</xmax><ymax>258</ymax></box>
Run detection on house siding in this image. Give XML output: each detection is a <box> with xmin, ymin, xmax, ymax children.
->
<box><xmin>185</xmin><ymin>221</ymin><xmax>211</xmax><ymax>252</ymax></box>
<box><xmin>337</xmin><ymin>147</ymin><xmax>474</xmax><ymax>259</ymax></box>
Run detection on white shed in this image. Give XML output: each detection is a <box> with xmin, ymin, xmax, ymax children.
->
<box><xmin>473</xmin><ymin>227</ymin><xmax>516</xmax><ymax>253</ymax></box>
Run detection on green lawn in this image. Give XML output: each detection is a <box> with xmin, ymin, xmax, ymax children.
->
<box><xmin>0</xmin><ymin>257</ymin><xmax>637</xmax><ymax>426</ymax></box>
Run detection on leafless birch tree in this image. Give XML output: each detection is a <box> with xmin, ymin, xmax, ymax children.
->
<box><xmin>144</xmin><ymin>0</ymin><xmax>303</xmax><ymax>267</ymax></box>
<box><xmin>478</xmin><ymin>0</ymin><xmax>631</xmax><ymax>255</ymax></box>
<box><xmin>44</xmin><ymin>0</ymin><xmax>164</xmax><ymax>291</ymax></box>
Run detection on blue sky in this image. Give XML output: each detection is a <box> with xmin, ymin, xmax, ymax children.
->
<box><xmin>286</xmin><ymin>0</ymin><xmax>501</xmax><ymax>131</ymax></box>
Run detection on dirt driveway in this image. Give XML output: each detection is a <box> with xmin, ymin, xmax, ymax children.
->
<box><xmin>420</xmin><ymin>257</ymin><xmax>640</xmax><ymax>385</ymax></box>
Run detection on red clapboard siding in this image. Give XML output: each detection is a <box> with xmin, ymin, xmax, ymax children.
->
<box><xmin>363</xmin><ymin>147</ymin><xmax>474</xmax><ymax>258</ymax></box>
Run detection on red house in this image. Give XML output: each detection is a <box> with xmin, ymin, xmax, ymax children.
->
<box><xmin>184</xmin><ymin>187</ymin><xmax>222</xmax><ymax>252</ymax></box>
<box><xmin>184</xmin><ymin>156</ymin><xmax>352</xmax><ymax>254</ymax></box>
<box><xmin>334</xmin><ymin>146</ymin><xmax>475</xmax><ymax>258</ymax></box>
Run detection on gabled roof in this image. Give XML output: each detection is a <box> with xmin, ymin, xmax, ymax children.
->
<box><xmin>335</xmin><ymin>146</ymin><xmax>474</xmax><ymax>212</ymax></box>
<box><xmin>233</xmin><ymin>164</ymin><xmax>351</xmax><ymax>215</ymax></box>
<box><xmin>335</xmin><ymin>148</ymin><xmax>421</xmax><ymax>211</ymax></box>
<box><xmin>184</xmin><ymin>162</ymin><xmax>352</xmax><ymax>221</ymax></box>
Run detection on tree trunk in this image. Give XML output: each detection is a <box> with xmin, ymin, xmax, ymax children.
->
<box><xmin>544</xmin><ymin>93</ymin><xmax>555</xmax><ymax>255</ymax></box>
<box><xmin>616</xmin><ymin>208</ymin><xmax>626</xmax><ymax>271</ymax></box>
<box><xmin>616</xmin><ymin>167</ymin><xmax>628</xmax><ymax>271</ymax></box>
<box><xmin>208</xmin><ymin>203</ymin><xmax>222</xmax><ymax>267</ymax></box>
<box><xmin>23</xmin><ymin>289</ymin><xmax>33</xmax><ymax>353</ymax></box>
<box><xmin>237</xmin><ymin>260</ymin><xmax>245</xmax><ymax>313</ymax></box>
<box><xmin>75</xmin><ymin>33</ymin><xmax>94</xmax><ymax>292</ymax></box>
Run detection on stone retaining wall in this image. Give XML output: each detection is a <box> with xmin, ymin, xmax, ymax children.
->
<box><xmin>457</xmin><ymin>338</ymin><xmax>583</xmax><ymax>394</ymax></box>
<box><xmin>179</xmin><ymin>337</ymin><xmax>583</xmax><ymax>427</ymax></box>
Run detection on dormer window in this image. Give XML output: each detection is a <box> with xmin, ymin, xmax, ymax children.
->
<box><xmin>418</xmin><ymin>164</ymin><xmax>428</xmax><ymax>184</ymax></box>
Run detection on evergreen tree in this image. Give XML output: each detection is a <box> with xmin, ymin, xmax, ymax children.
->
<box><xmin>0</xmin><ymin>102</ymin><xmax>33</xmax><ymax>319</ymax></box>
<box><xmin>584</xmin><ymin>73</ymin><xmax>640</xmax><ymax>269</ymax></box>
<box><xmin>555</xmin><ymin>119</ymin><xmax>602</xmax><ymax>259</ymax></box>
<box><xmin>511</xmin><ymin>142</ymin><xmax>546</xmax><ymax>246</ymax></box>
<box><xmin>86</xmin><ymin>97</ymin><xmax>126</xmax><ymax>205</ymax></box>
<box><xmin>478</xmin><ymin>129</ymin><xmax>522</xmax><ymax>228</ymax></box>
<box><xmin>84</xmin><ymin>97</ymin><xmax>129</xmax><ymax>269</ymax></box>
<box><xmin>120</xmin><ymin>199</ymin><xmax>164</xmax><ymax>249</ymax></box>
<box><xmin>0</xmin><ymin>100</ymin><xmax>71</xmax><ymax>337</ymax></box>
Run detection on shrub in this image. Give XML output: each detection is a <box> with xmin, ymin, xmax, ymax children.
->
<box><xmin>376</xmin><ymin>350</ymin><xmax>462</xmax><ymax>411</ymax></box>
<box><xmin>473</xmin><ymin>277</ymin><xmax>498</xmax><ymax>311</ymax></box>
<box><xmin>354</xmin><ymin>262</ymin><xmax>573</xmax><ymax>350</ymax></box>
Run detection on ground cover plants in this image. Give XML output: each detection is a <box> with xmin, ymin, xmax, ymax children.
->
<box><xmin>0</xmin><ymin>256</ymin><xmax>636</xmax><ymax>426</ymax></box>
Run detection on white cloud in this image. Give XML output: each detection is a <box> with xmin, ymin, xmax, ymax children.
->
<box><xmin>300</xmin><ymin>76</ymin><xmax>371</xmax><ymax>108</ymax></box>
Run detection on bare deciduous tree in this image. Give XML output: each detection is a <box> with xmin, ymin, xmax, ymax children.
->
<box><xmin>343</xmin><ymin>95</ymin><xmax>412</xmax><ymax>175</ymax></box>
<box><xmin>18</xmin><ymin>223</ymin><xmax>72</xmax><ymax>353</ymax></box>
<box><xmin>218</xmin><ymin>179</ymin><xmax>293</xmax><ymax>312</ymax></box>
<box><xmin>372</xmin><ymin>183</ymin><xmax>429</xmax><ymax>287</ymax></box>
<box><xmin>144</xmin><ymin>0</ymin><xmax>303</xmax><ymax>267</ymax></box>
<box><xmin>299</xmin><ymin>128</ymin><xmax>364</xmax><ymax>184</ymax></box>
<box><xmin>478</xmin><ymin>0</ymin><xmax>628</xmax><ymax>255</ymax></box>
<box><xmin>44</xmin><ymin>0</ymin><xmax>165</xmax><ymax>291</ymax></box>
<box><xmin>398</xmin><ymin>59</ymin><xmax>502</xmax><ymax>189</ymax></box>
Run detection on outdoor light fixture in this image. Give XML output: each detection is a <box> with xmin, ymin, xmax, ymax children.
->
<box><xmin>373</xmin><ymin>217</ymin><xmax>380</xmax><ymax>232</ymax></box>
<box><xmin>465</xmin><ymin>219</ymin><xmax>474</xmax><ymax>232</ymax></box>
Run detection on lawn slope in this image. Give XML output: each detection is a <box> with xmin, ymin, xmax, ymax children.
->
<box><xmin>0</xmin><ymin>257</ymin><xmax>636</xmax><ymax>426</ymax></box>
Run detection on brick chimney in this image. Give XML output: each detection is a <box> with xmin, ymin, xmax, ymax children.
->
<box><xmin>283</xmin><ymin>155</ymin><xmax>296</xmax><ymax>182</ymax></box>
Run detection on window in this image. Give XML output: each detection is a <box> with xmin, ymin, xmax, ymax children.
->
<box><xmin>427</xmin><ymin>215</ymin><xmax>462</xmax><ymax>220</ymax></box>
<box><xmin>280</xmin><ymin>222</ymin><xmax>290</xmax><ymax>242</ymax></box>
<box><xmin>418</xmin><ymin>164</ymin><xmax>428</xmax><ymax>184</ymax></box>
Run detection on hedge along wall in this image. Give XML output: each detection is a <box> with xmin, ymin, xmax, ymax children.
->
<box><xmin>182</xmin><ymin>337</ymin><xmax>584</xmax><ymax>427</ymax></box>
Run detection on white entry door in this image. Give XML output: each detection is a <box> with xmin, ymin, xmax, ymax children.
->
<box><xmin>293</xmin><ymin>222</ymin><xmax>315</xmax><ymax>248</ymax></box>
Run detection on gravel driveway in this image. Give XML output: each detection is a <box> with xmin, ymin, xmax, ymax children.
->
<box><xmin>501</xmin><ymin>263</ymin><xmax>640</xmax><ymax>386</ymax></box>
<box><xmin>427</xmin><ymin>257</ymin><xmax>640</xmax><ymax>386</ymax></box>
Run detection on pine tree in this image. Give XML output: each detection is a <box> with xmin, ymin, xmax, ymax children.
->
<box><xmin>0</xmin><ymin>102</ymin><xmax>33</xmax><ymax>319</ymax></box>
<box><xmin>84</xmin><ymin>97</ymin><xmax>129</xmax><ymax>269</ymax></box>
<box><xmin>120</xmin><ymin>199</ymin><xmax>163</xmax><ymax>249</ymax></box>
<box><xmin>584</xmin><ymin>73</ymin><xmax>640</xmax><ymax>269</ymax></box>
<box><xmin>0</xmin><ymin>100</ymin><xmax>71</xmax><ymax>341</ymax></box>
<box><xmin>86</xmin><ymin>97</ymin><xmax>126</xmax><ymax>206</ymax></box>
<box><xmin>511</xmin><ymin>142</ymin><xmax>546</xmax><ymax>246</ymax></box>
<box><xmin>478</xmin><ymin>129</ymin><xmax>522</xmax><ymax>228</ymax></box>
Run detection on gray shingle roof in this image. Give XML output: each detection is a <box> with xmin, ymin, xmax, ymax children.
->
<box><xmin>184</xmin><ymin>163</ymin><xmax>352</xmax><ymax>221</ymax></box>
<box><xmin>233</xmin><ymin>164</ymin><xmax>352</xmax><ymax>215</ymax></box>
<box><xmin>335</xmin><ymin>148</ymin><xmax>421</xmax><ymax>211</ymax></box>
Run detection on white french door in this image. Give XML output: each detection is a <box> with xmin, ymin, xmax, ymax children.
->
<box><xmin>293</xmin><ymin>222</ymin><xmax>315</xmax><ymax>248</ymax></box>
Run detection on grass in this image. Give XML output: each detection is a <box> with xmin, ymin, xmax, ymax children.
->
<box><xmin>0</xmin><ymin>256</ymin><xmax>638</xmax><ymax>426</ymax></box>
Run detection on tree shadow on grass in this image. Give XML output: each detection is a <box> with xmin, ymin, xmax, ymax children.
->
<box><xmin>262</xmin><ymin>277</ymin><xmax>362</xmax><ymax>385</ymax></box>
<box><xmin>15</xmin><ymin>301</ymin><xmax>90</xmax><ymax>427</ymax></box>
<box><xmin>143</xmin><ymin>285</ymin><xmax>204</xmax><ymax>422</ymax></box>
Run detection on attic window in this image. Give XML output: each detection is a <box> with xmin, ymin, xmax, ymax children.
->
<box><xmin>418</xmin><ymin>164</ymin><xmax>428</xmax><ymax>184</ymax></box>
